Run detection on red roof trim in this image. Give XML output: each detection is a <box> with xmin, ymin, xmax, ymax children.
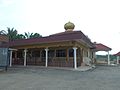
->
<box><xmin>94</xmin><ymin>43</ymin><xmax>112</xmax><ymax>51</ymax></box>
<box><xmin>1</xmin><ymin>31</ymin><xmax>94</xmax><ymax>48</ymax></box>
<box><xmin>114</xmin><ymin>52</ymin><xmax>120</xmax><ymax>56</ymax></box>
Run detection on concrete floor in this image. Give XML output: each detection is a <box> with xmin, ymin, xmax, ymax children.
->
<box><xmin>0</xmin><ymin>66</ymin><xmax>120</xmax><ymax>90</ymax></box>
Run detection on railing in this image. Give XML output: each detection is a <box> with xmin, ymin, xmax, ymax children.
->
<box><xmin>27</xmin><ymin>57</ymin><xmax>45</xmax><ymax>66</ymax></box>
<box><xmin>12</xmin><ymin>56</ymin><xmax>82</xmax><ymax>67</ymax></box>
<box><xmin>48</xmin><ymin>57</ymin><xmax>74</xmax><ymax>67</ymax></box>
<box><xmin>12</xmin><ymin>58</ymin><xmax>24</xmax><ymax>65</ymax></box>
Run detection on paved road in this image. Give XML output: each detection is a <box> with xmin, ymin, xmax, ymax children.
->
<box><xmin>0</xmin><ymin>66</ymin><xmax>120</xmax><ymax>90</ymax></box>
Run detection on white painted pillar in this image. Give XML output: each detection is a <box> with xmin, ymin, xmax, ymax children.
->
<box><xmin>94</xmin><ymin>52</ymin><xmax>96</xmax><ymax>59</ymax></box>
<box><xmin>117</xmin><ymin>56</ymin><xmax>119</xmax><ymax>64</ymax></box>
<box><xmin>10</xmin><ymin>50</ymin><xmax>13</xmax><ymax>67</ymax></box>
<box><xmin>24</xmin><ymin>49</ymin><xmax>27</xmax><ymax>66</ymax></box>
<box><xmin>73</xmin><ymin>47</ymin><xmax>77</xmax><ymax>69</ymax></box>
<box><xmin>45</xmin><ymin>48</ymin><xmax>49</xmax><ymax>67</ymax></box>
<box><xmin>107</xmin><ymin>51</ymin><xmax>110</xmax><ymax>65</ymax></box>
<box><xmin>93</xmin><ymin>52</ymin><xmax>96</xmax><ymax>62</ymax></box>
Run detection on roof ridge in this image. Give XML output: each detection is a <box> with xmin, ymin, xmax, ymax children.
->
<box><xmin>49</xmin><ymin>31</ymin><xmax>81</xmax><ymax>36</ymax></box>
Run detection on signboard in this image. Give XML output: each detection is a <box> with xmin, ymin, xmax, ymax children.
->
<box><xmin>0</xmin><ymin>48</ymin><xmax>8</xmax><ymax>66</ymax></box>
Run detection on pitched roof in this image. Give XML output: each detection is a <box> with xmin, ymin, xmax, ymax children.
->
<box><xmin>0</xmin><ymin>31</ymin><xmax>94</xmax><ymax>48</ymax></box>
<box><xmin>0</xmin><ymin>35</ymin><xmax>9</xmax><ymax>48</ymax></box>
<box><xmin>0</xmin><ymin>35</ymin><xmax>9</xmax><ymax>42</ymax></box>
<box><xmin>94</xmin><ymin>43</ymin><xmax>112</xmax><ymax>51</ymax></box>
<box><xmin>114</xmin><ymin>52</ymin><xmax>120</xmax><ymax>56</ymax></box>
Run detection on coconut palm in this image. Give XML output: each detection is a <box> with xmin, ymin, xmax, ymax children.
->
<box><xmin>1</xmin><ymin>28</ymin><xmax>42</xmax><ymax>40</ymax></box>
<box><xmin>30</xmin><ymin>33</ymin><xmax>42</xmax><ymax>38</ymax></box>
<box><xmin>24</xmin><ymin>32</ymin><xmax>42</xmax><ymax>39</ymax></box>
<box><xmin>24</xmin><ymin>32</ymin><xmax>31</xmax><ymax>39</ymax></box>
<box><xmin>16</xmin><ymin>34</ymin><xmax>25</xmax><ymax>39</ymax></box>
<box><xmin>7</xmin><ymin>27</ymin><xmax>18</xmax><ymax>41</ymax></box>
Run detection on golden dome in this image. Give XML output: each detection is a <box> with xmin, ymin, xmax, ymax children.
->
<box><xmin>64</xmin><ymin>21</ymin><xmax>75</xmax><ymax>31</ymax></box>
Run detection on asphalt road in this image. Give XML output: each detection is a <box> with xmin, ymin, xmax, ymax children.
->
<box><xmin>0</xmin><ymin>66</ymin><xmax>120</xmax><ymax>90</ymax></box>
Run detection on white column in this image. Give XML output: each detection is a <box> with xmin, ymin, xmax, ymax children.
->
<box><xmin>24</xmin><ymin>49</ymin><xmax>27</xmax><ymax>66</ymax></box>
<box><xmin>107</xmin><ymin>51</ymin><xmax>110</xmax><ymax>65</ymax></box>
<box><xmin>73</xmin><ymin>47</ymin><xmax>77</xmax><ymax>69</ymax></box>
<box><xmin>94</xmin><ymin>52</ymin><xmax>96</xmax><ymax>58</ymax></box>
<box><xmin>10</xmin><ymin>50</ymin><xmax>13</xmax><ymax>67</ymax></box>
<box><xmin>93</xmin><ymin>52</ymin><xmax>96</xmax><ymax>63</ymax></box>
<box><xmin>45</xmin><ymin>48</ymin><xmax>49</xmax><ymax>67</ymax></box>
<box><xmin>117</xmin><ymin>56</ymin><xmax>119</xmax><ymax>64</ymax></box>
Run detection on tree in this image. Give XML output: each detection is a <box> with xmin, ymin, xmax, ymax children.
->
<box><xmin>16</xmin><ymin>34</ymin><xmax>25</xmax><ymax>39</ymax></box>
<box><xmin>29</xmin><ymin>33</ymin><xmax>42</xmax><ymax>38</ymax></box>
<box><xmin>0</xmin><ymin>28</ymin><xmax>18</xmax><ymax>41</ymax></box>
<box><xmin>1</xmin><ymin>27</ymin><xmax>42</xmax><ymax>40</ymax></box>
<box><xmin>24</xmin><ymin>32</ymin><xmax>42</xmax><ymax>39</ymax></box>
<box><xmin>24</xmin><ymin>32</ymin><xmax>31</xmax><ymax>39</ymax></box>
<box><xmin>7</xmin><ymin>27</ymin><xmax>18</xmax><ymax>41</ymax></box>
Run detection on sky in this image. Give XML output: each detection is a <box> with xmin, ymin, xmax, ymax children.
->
<box><xmin>0</xmin><ymin>0</ymin><xmax>120</xmax><ymax>55</ymax></box>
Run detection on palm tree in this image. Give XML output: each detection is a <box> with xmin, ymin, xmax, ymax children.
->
<box><xmin>30</xmin><ymin>33</ymin><xmax>42</xmax><ymax>38</ymax></box>
<box><xmin>7</xmin><ymin>27</ymin><xmax>18</xmax><ymax>41</ymax></box>
<box><xmin>16</xmin><ymin>34</ymin><xmax>25</xmax><ymax>39</ymax></box>
<box><xmin>1</xmin><ymin>28</ymin><xmax>42</xmax><ymax>40</ymax></box>
<box><xmin>24</xmin><ymin>32</ymin><xmax>42</xmax><ymax>39</ymax></box>
<box><xmin>24</xmin><ymin>32</ymin><xmax>32</xmax><ymax>39</ymax></box>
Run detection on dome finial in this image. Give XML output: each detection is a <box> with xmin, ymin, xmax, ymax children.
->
<box><xmin>64</xmin><ymin>21</ymin><xmax>75</xmax><ymax>31</ymax></box>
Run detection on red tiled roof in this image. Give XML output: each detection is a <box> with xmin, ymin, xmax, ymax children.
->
<box><xmin>94</xmin><ymin>43</ymin><xmax>112</xmax><ymax>51</ymax></box>
<box><xmin>0</xmin><ymin>35</ymin><xmax>9</xmax><ymax>48</ymax></box>
<box><xmin>0</xmin><ymin>35</ymin><xmax>9</xmax><ymax>42</ymax></box>
<box><xmin>114</xmin><ymin>52</ymin><xmax>120</xmax><ymax>56</ymax></box>
<box><xmin>0</xmin><ymin>43</ymin><xmax>8</xmax><ymax>48</ymax></box>
<box><xmin>0</xmin><ymin>31</ymin><xmax>94</xmax><ymax>48</ymax></box>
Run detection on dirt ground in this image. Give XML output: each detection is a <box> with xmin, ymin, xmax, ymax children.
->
<box><xmin>0</xmin><ymin>66</ymin><xmax>120</xmax><ymax>90</ymax></box>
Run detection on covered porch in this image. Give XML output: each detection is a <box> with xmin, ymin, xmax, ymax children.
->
<box><xmin>94</xmin><ymin>43</ymin><xmax>112</xmax><ymax>65</ymax></box>
<box><xmin>9</xmin><ymin>41</ymin><xmax>90</xmax><ymax>69</ymax></box>
<box><xmin>113</xmin><ymin>51</ymin><xmax>120</xmax><ymax>64</ymax></box>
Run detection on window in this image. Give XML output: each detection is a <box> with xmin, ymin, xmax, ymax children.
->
<box><xmin>56</xmin><ymin>49</ymin><xmax>66</xmax><ymax>57</ymax></box>
<box><xmin>32</xmin><ymin>50</ymin><xmax>40</xmax><ymax>57</ymax></box>
<box><xmin>41</xmin><ymin>50</ymin><xmax>45</xmax><ymax>57</ymax></box>
<box><xmin>48</xmin><ymin>50</ymin><xmax>54</xmax><ymax>57</ymax></box>
<box><xmin>17</xmin><ymin>51</ymin><xmax>23</xmax><ymax>58</ymax></box>
<box><xmin>69</xmin><ymin>49</ymin><xmax>73</xmax><ymax>57</ymax></box>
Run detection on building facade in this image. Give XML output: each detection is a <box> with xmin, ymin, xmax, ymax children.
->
<box><xmin>0</xmin><ymin>22</ymin><xmax>95</xmax><ymax>69</ymax></box>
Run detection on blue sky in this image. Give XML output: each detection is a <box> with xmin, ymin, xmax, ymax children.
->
<box><xmin>0</xmin><ymin>0</ymin><xmax>120</xmax><ymax>54</ymax></box>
